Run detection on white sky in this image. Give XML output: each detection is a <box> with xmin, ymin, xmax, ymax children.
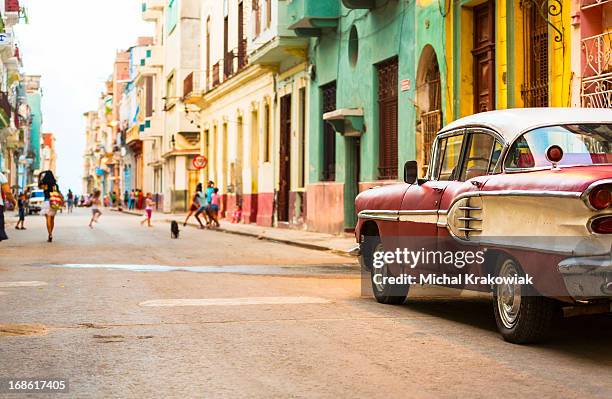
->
<box><xmin>14</xmin><ymin>0</ymin><xmax>152</xmax><ymax>194</ymax></box>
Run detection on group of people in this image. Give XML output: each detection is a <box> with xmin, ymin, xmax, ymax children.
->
<box><xmin>0</xmin><ymin>170</ymin><xmax>63</xmax><ymax>243</ymax></box>
<box><xmin>184</xmin><ymin>181</ymin><xmax>221</xmax><ymax>229</ymax></box>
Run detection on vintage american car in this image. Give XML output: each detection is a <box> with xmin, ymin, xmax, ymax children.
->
<box><xmin>355</xmin><ymin>108</ymin><xmax>612</xmax><ymax>344</ymax></box>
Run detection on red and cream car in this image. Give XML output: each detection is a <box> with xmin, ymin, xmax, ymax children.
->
<box><xmin>355</xmin><ymin>108</ymin><xmax>612</xmax><ymax>344</ymax></box>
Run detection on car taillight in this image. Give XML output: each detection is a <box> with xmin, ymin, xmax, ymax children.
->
<box><xmin>589</xmin><ymin>187</ymin><xmax>612</xmax><ymax>210</ymax></box>
<box><xmin>591</xmin><ymin>217</ymin><xmax>612</xmax><ymax>234</ymax></box>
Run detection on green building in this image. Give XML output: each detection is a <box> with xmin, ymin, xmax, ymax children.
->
<box><xmin>26</xmin><ymin>79</ymin><xmax>43</xmax><ymax>172</ymax></box>
<box><xmin>286</xmin><ymin>0</ymin><xmax>447</xmax><ymax>234</ymax></box>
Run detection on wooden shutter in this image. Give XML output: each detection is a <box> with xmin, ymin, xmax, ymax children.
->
<box><xmin>321</xmin><ymin>81</ymin><xmax>337</xmax><ymax>181</ymax></box>
<box><xmin>377</xmin><ymin>57</ymin><xmax>399</xmax><ymax>180</ymax></box>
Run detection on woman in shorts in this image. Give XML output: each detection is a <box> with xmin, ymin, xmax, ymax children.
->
<box><xmin>88</xmin><ymin>190</ymin><xmax>102</xmax><ymax>228</ymax></box>
<box><xmin>39</xmin><ymin>170</ymin><xmax>62</xmax><ymax>242</ymax></box>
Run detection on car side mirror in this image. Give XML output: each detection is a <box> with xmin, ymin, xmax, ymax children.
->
<box><xmin>403</xmin><ymin>161</ymin><xmax>418</xmax><ymax>184</ymax></box>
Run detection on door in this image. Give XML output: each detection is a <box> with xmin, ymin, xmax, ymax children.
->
<box><xmin>377</xmin><ymin>57</ymin><xmax>399</xmax><ymax>180</ymax></box>
<box><xmin>278</xmin><ymin>94</ymin><xmax>292</xmax><ymax>223</ymax></box>
<box><xmin>473</xmin><ymin>0</ymin><xmax>495</xmax><ymax>113</ymax></box>
<box><xmin>398</xmin><ymin>132</ymin><xmax>467</xmax><ymax>276</ymax></box>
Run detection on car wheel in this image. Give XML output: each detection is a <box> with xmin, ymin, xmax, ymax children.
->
<box><xmin>362</xmin><ymin>235</ymin><xmax>409</xmax><ymax>305</ymax></box>
<box><xmin>492</xmin><ymin>256</ymin><xmax>557</xmax><ymax>344</ymax></box>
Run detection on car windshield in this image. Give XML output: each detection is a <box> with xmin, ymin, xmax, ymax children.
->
<box><xmin>505</xmin><ymin>124</ymin><xmax>612</xmax><ymax>170</ymax></box>
<box><xmin>31</xmin><ymin>191</ymin><xmax>44</xmax><ymax>198</ymax></box>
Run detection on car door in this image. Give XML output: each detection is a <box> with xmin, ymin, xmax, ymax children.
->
<box><xmin>438</xmin><ymin>129</ymin><xmax>504</xmax><ymax>283</ymax></box>
<box><xmin>398</xmin><ymin>130</ymin><xmax>467</xmax><ymax>274</ymax></box>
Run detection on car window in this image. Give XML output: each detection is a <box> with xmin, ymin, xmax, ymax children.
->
<box><xmin>505</xmin><ymin>124</ymin><xmax>612</xmax><ymax>170</ymax></box>
<box><xmin>460</xmin><ymin>133</ymin><xmax>496</xmax><ymax>181</ymax></box>
<box><xmin>436</xmin><ymin>134</ymin><xmax>464</xmax><ymax>181</ymax></box>
<box><xmin>489</xmin><ymin>141</ymin><xmax>503</xmax><ymax>173</ymax></box>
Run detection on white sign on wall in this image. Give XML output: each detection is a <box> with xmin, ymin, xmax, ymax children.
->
<box><xmin>0</xmin><ymin>33</ymin><xmax>12</xmax><ymax>47</ymax></box>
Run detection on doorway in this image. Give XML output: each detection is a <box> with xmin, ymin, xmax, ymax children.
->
<box><xmin>472</xmin><ymin>0</ymin><xmax>495</xmax><ymax>113</ymax></box>
<box><xmin>278</xmin><ymin>94</ymin><xmax>292</xmax><ymax>223</ymax></box>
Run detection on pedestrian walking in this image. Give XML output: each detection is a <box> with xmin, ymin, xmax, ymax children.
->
<box><xmin>88</xmin><ymin>190</ymin><xmax>102</xmax><ymax>228</ymax></box>
<box><xmin>39</xmin><ymin>170</ymin><xmax>63</xmax><ymax>243</ymax></box>
<box><xmin>0</xmin><ymin>171</ymin><xmax>16</xmax><ymax>242</ymax></box>
<box><xmin>129</xmin><ymin>190</ymin><xmax>135</xmax><ymax>210</ymax></box>
<box><xmin>66</xmin><ymin>189</ymin><xmax>74</xmax><ymax>213</ymax></box>
<box><xmin>137</xmin><ymin>190</ymin><xmax>144</xmax><ymax>210</ymax></box>
<box><xmin>140</xmin><ymin>193</ymin><xmax>154</xmax><ymax>227</ymax></box>
<box><xmin>123</xmin><ymin>190</ymin><xmax>129</xmax><ymax>210</ymax></box>
<box><xmin>74</xmin><ymin>194</ymin><xmax>79</xmax><ymax>208</ymax></box>
<box><xmin>184</xmin><ymin>183</ymin><xmax>205</xmax><ymax>228</ymax></box>
<box><xmin>199</xmin><ymin>181</ymin><xmax>215</xmax><ymax>227</ymax></box>
<box><xmin>208</xmin><ymin>188</ymin><xmax>221</xmax><ymax>228</ymax></box>
<box><xmin>15</xmin><ymin>192</ymin><xmax>26</xmax><ymax>230</ymax></box>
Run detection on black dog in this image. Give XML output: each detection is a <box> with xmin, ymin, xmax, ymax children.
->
<box><xmin>170</xmin><ymin>220</ymin><xmax>180</xmax><ymax>239</ymax></box>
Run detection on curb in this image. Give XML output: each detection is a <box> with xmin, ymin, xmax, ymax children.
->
<box><xmin>111</xmin><ymin>208</ymin><xmax>354</xmax><ymax>257</ymax></box>
<box><xmin>164</xmin><ymin>219</ymin><xmax>355</xmax><ymax>257</ymax></box>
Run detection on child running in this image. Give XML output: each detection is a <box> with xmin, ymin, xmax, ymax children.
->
<box><xmin>15</xmin><ymin>192</ymin><xmax>26</xmax><ymax>230</ymax></box>
<box><xmin>208</xmin><ymin>188</ymin><xmax>221</xmax><ymax>228</ymax></box>
<box><xmin>140</xmin><ymin>193</ymin><xmax>154</xmax><ymax>227</ymax></box>
<box><xmin>88</xmin><ymin>190</ymin><xmax>102</xmax><ymax>228</ymax></box>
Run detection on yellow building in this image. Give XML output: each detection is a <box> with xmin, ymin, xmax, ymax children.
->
<box><xmin>186</xmin><ymin>0</ymin><xmax>310</xmax><ymax>227</ymax></box>
<box><xmin>445</xmin><ymin>0</ymin><xmax>573</xmax><ymax>120</ymax></box>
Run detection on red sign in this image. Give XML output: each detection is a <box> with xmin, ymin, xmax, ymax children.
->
<box><xmin>192</xmin><ymin>155</ymin><xmax>208</xmax><ymax>170</ymax></box>
<box><xmin>5</xmin><ymin>0</ymin><xmax>20</xmax><ymax>13</ymax></box>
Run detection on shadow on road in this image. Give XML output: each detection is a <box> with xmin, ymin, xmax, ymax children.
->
<box><xmin>402</xmin><ymin>297</ymin><xmax>612</xmax><ymax>359</ymax></box>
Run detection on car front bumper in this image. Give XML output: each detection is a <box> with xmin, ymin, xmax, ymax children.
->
<box><xmin>558</xmin><ymin>254</ymin><xmax>612</xmax><ymax>298</ymax></box>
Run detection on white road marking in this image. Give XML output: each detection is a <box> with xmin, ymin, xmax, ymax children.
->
<box><xmin>0</xmin><ymin>281</ymin><xmax>47</xmax><ymax>288</ymax></box>
<box><xmin>139</xmin><ymin>297</ymin><xmax>332</xmax><ymax>307</ymax></box>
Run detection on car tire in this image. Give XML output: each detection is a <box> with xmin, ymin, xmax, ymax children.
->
<box><xmin>492</xmin><ymin>256</ymin><xmax>557</xmax><ymax>344</ymax></box>
<box><xmin>362</xmin><ymin>235</ymin><xmax>409</xmax><ymax>305</ymax></box>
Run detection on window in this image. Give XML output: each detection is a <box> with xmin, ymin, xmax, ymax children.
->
<box><xmin>252</xmin><ymin>0</ymin><xmax>261</xmax><ymax>37</ymax></box>
<box><xmin>266</xmin><ymin>0</ymin><xmax>272</xmax><ymax>29</ymax></box>
<box><xmin>206</xmin><ymin>17</ymin><xmax>211</xmax><ymax>89</ymax></box>
<box><xmin>263</xmin><ymin>103</ymin><xmax>271</xmax><ymax>162</ymax></box>
<box><xmin>460</xmin><ymin>132</ymin><xmax>496</xmax><ymax>181</ymax></box>
<box><xmin>167</xmin><ymin>0</ymin><xmax>179</xmax><ymax>35</ymax></box>
<box><xmin>321</xmin><ymin>81</ymin><xmax>336</xmax><ymax>181</ymax></box>
<box><xmin>377</xmin><ymin>57</ymin><xmax>399</xmax><ymax>180</ymax></box>
<box><xmin>520</xmin><ymin>0</ymin><xmax>548</xmax><ymax>107</ymax></box>
<box><xmin>435</xmin><ymin>134</ymin><xmax>464</xmax><ymax>181</ymax></box>
<box><xmin>166</xmin><ymin>73</ymin><xmax>176</xmax><ymax>109</ymax></box>
<box><xmin>505</xmin><ymin>124</ymin><xmax>612</xmax><ymax>170</ymax></box>
<box><xmin>298</xmin><ymin>87</ymin><xmax>306</xmax><ymax>188</ymax></box>
<box><xmin>145</xmin><ymin>76</ymin><xmax>153</xmax><ymax>117</ymax></box>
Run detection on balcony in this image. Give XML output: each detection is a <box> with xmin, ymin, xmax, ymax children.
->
<box><xmin>286</xmin><ymin>0</ymin><xmax>340</xmax><ymax>37</ymax></box>
<box><xmin>141</xmin><ymin>115</ymin><xmax>163</xmax><ymax>139</ymax></box>
<box><xmin>4</xmin><ymin>0</ymin><xmax>20</xmax><ymax>28</ymax></box>
<box><xmin>144</xmin><ymin>45</ymin><xmax>163</xmax><ymax>68</ymax></box>
<box><xmin>580</xmin><ymin>0</ymin><xmax>612</xmax><ymax>9</ymax></box>
<box><xmin>581</xmin><ymin>31</ymin><xmax>612</xmax><ymax>108</ymax></box>
<box><xmin>341</xmin><ymin>0</ymin><xmax>375</xmax><ymax>9</ymax></box>
<box><xmin>142</xmin><ymin>0</ymin><xmax>164</xmax><ymax>21</ymax></box>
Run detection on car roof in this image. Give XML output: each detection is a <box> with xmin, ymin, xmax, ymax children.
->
<box><xmin>439</xmin><ymin>108</ymin><xmax>612</xmax><ymax>143</ymax></box>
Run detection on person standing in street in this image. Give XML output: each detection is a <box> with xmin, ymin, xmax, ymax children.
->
<box><xmin>184</xmin><ymin>183</ymin><xmax>205</xmax><ymax>228</ymax></box>
<box><xmin>88</xmin><ymin>190</ymin><xmax>102</xmax><ymax>228</ymax></box>
<box><xmin>140</xmin><ymin>192</ymin><xmax>154</xmax><ymax>227</ymax></box>
<box><xmin>0</xmin><ymin>171</ymin><xmax>17</xmax><ymax>242</ymax></box>
<box><xmin>129</xmin><ymin>190</ymin><xmax>135</xmax><ymax>210</ymax></box>
<box><xmin>39</xmin><ymin>170</ymin><xmax>62</xmax><ymax>242</ymax></box>
<box><xmin>66</xmin><ymin>189</ymin><xmax>74</xmax><ymax>213</ymax></box>
<box><xmin>15</xmin><ymin>192</ymin><xmax>26</xmax><ymax>230</ymax></box>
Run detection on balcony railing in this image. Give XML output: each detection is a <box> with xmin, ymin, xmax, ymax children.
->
<box><xmin>224</xmin><ymin>51</ymin><xmax>235</xmax><ymax>79</ymax></box>
<box><xmin>212</xmin><ymin>62</ymin><xmax>221</xmax><ymax>89</ymax></box>
<box><xmin>581</xmin><ymin>31</ymin><xmax>612</xmax><ymax>108</ymax></box>
<box><xmin>238</xmin><ymin>38</ymin><xmax>248</xmax><ymax>71</ymax></box>
<box><xmin>580</xmin><ymin>0</ymin><xmax>612</xmax><ymax>9</ymax></box>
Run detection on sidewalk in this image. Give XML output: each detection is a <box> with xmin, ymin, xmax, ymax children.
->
<box><xmin>111</xmin><ymin>208</ymin><xmax>358</xmax><ymax>257</ymax></box>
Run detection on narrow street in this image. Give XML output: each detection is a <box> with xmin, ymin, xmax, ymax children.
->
<box><xmin>0</xmin><ymin>209</ymin><xmax>611</xmax><ymax>398</ymax></box>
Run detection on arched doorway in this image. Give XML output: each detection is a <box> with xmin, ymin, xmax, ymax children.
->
<box><xmin>415</xmin><ymin>45</ymin><xmax>442</xmax><ymax>178</ymax></box>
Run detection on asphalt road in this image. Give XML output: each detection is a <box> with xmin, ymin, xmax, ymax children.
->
<box><xmin>1</xmin><ymin>209</ymin><xmax>611</xmax><ymax>398</ymax></box>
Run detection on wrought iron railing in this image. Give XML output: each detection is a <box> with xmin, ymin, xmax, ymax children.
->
<box><xmin>581</xmin><ymin>31</ymin><xmax>612</xmax><ymax>108</ymax></box>
<box><xmin>212</xmin><ymin>62</ymin><xmax>220</xmax><ymax>88</ymax></box>
<box><xmin>580</xmin><ymin>0</ymin><xmax>612</xmax><ymax>9</ymax></box>
<box><xmin>420</xmin><ymin>110</ymin><xmax>441</xmax><ymax>173</ymax></box>
<box><xmin>238</xmin><ymin>38</ymin><xmax>248</xmax><ymax>71</ymax></box>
